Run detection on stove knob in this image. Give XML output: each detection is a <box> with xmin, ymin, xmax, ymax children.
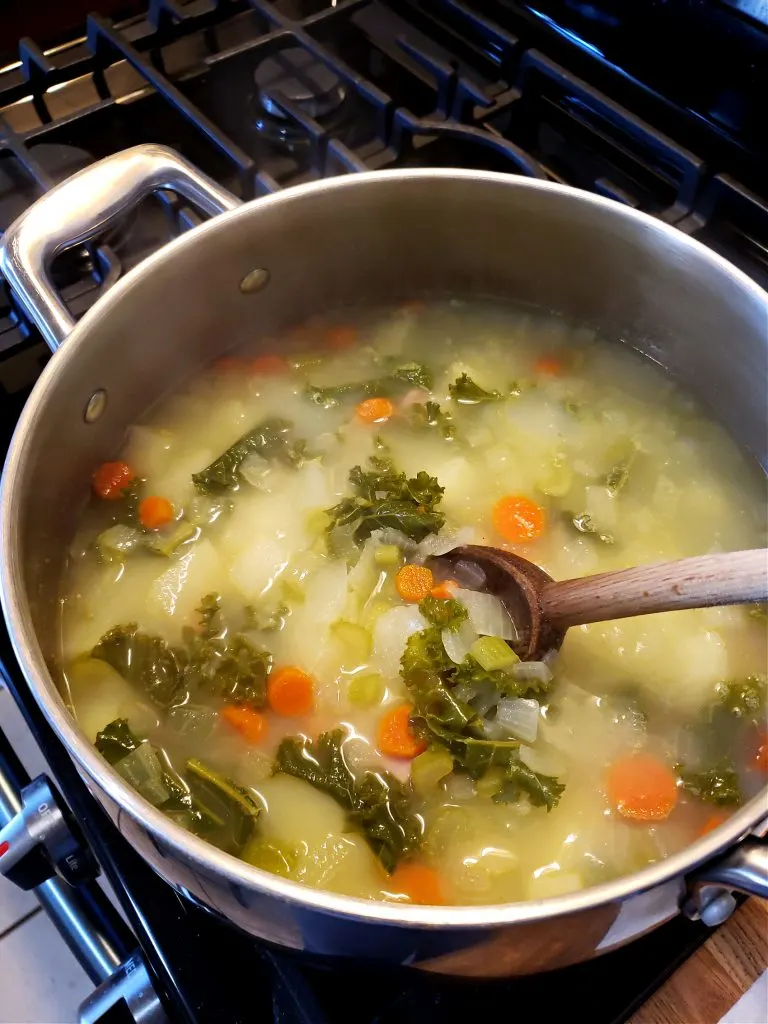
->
<box><xmin>0</xmin><ymin>774</ymin><xmax>97</xmax><ymax>890</ymax></box>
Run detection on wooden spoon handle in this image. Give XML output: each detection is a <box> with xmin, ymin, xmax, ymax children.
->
<box><xmin>539</xmin><ymin>549</ymin><xmax>768</xmax><ymax>629</ymax></box>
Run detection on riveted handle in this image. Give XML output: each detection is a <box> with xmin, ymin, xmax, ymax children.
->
<box><xmin>0</xmin><ymin>144</ymin><xmax>241</xmax><ymax>351</ymax></box>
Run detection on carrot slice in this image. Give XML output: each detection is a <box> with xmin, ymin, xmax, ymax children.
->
<box><xmin>138</xmin><ymin>496</ymin><xmax>174</xmax><ymax>530</ymax></box>
<box><xmin>388</xmin><ymin>862</ymin><xmax>445</xmax><ymax>905</ymax></box>
<box><xmin>92</xmin><ymin>461</ymin><xmax>135</xmax><ymax>500</ymax></box>
<box><xmin>430</xmin><ymin>578</ymin><xmax>458</xmax><ymax>600</ymax></box>
<box><xmin>534</xmin><ymin>354</ymin><xmax>564</xmax><ymax>376</ymax></box>
<box><xmin>221</xmin><ymin>704</ymin><xmax>267</xmax><ymax>745</ymax></box>
<box><xmin>251</xmin><ymin>354</ymin><xmax>288</xmax><ymax>375</ymax></box>
<box><xmin>606</xmin><ymin>753</ymin><xmax>679</xmax><ymax>822</ymax></box>
<box><xmin>698</xmin><ymin>812</ymin><xmax>727</xmax><ymax>838</ymax></box>
<box><xmin>395</xmin><ymin>564</ymin><xmax>434</xmax><ymax>603</ymax></box>
<box><xmin>356</xmin><ymin>397</ymin><xmax>394</xmax><ymax>424</ymax></box>
<box><xmin>267</xmin><ymin>667</ymin><xmax>314</xmax><ymax>717</ymax></box>
<box><xmin>377</xmin><ymin>703</ymin><xmax>427</xmax><ymax>759</ymax></box>
<box><xmin>492</xmin><ymin>495</ymin><xmax>546</xmax><ymax>543</ymax></box>
<box><xmin>325</xmin><ymin>325</ymin><xmax>357</xmax><ymax>351</ymax></box>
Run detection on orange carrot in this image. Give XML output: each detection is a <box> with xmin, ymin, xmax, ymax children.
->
<box><xmin>221</xmin><ymin>704</ymin><xmax>267</xmax><ymax>745</ymax></box>
<box><xmin>356</xmin><ymin>397</ymin><xmax>394</xmax><ymax>424</ymax></box>
<box><xmin>388</xmin><ymin>862</ymin><xmax>445</xmax><ymax>905</ymax></box>
<box><xmin>698</xmin><ymin>812</ymin><xmax>727</xmax><ymax>838</ymax></box>
<box><xmin>92</xmin><ymin>461</ymin><xmax>135</xmax><ymax>500</ymax></box>
<box><xmin>534</xmin><ymin>354</ymin><xmax>564</xmax><ymax>376</ymax></box>
<box><xmin>251</xmin><ymin>354</ymin><xmax>288</xmax><ymax>375</ymax></box>
<box><xmin>377</xmin><ymin>703</ymin><xmax>427</xmax><ymax>759</ymax></box>
<box><xmin>324</xmin><ymin>325</ymin><xmax>357</xmax><ymax>351</ymax></box>
<box><xmin>138</xmin><ymin>496</ymin><xmax>174</xmax><ymax>530</ymax></box>
<box><xmin>395</xmin><ymin>564</ymin><xmax>434</xmax><ymax>603</ymax></box>
<box><xmin>492</xmin><ymin>495</ymin><xmax>546</xmax><ymax>543</ymax></box>
<box><xmin>606</xmin><ymin>753</ymin><xmax>679</xmax><ymax>822</ymax></box>
<box><xmin>430</xmin><ymin>578</ymin><xmax>458</xmax><ymax>600</ymax></box>
<box><xmin>212</xmin><ymin>356</ymin><xmax>246</xmax><ymax>374</ymax></box>
<box><xmin>267</xmin><ymin>667</ymin><xmax>314</xmax><ymax>717</ymax></box>
<box><xmin>753</xmin><ymin>729</ymin><xmax>768</xmax><ymax>772</ymax></box>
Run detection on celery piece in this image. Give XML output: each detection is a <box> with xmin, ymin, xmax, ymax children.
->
<box><xmin>145</xmin><ymin>520</ymin><xmax>198</xmax><ymax>557</ymax></box>
<box><xmin>332</xmin><ymin>621</ymin><xmax>372</xmax><ymax>665</ymax></box>
<box><xmin>96</xmin><ymin>524</ymin><xmax>142</xmax><ymax>562</ymax></box>
<box><xmin>475</xmin><ymin>767</ymin><xmax>506</xmax><ymax>799</ymax></box>
<box><xmin>469</xmin><ymin>636</ymin><xmax>520</xmax><ymax>672</ymax></box>
<box><xmin>410</xmin><ymin>745</ymin><xmax>454</xmax><ymax>796</ymax></box>
<box><xmin>348</xmin><ymin>672</ymin><xmax>385</xmax><ymax>708</ymax></box>
<box><xmin>243</xmin><ymin>839</ymin><xmax>298</xmax><ymax>878</ymax></box>
<box><xmin>374</xmin><ymin>544</ymin><xmax>402</xmax><ymax>568</ymax></box>
<box><xmin>305</xmin><ymin>508</ymin><xmax>331</xmax><ymax>537</ymax></box>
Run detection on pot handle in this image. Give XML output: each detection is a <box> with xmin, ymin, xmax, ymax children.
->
<box><xmin>0</xmin><ymin>144</ymin><xmax>240</xmax><ymax>351</ymax></box>
<box><xmin>684</xmin><ymin>835</ymin><xmax>768</xmax><ymax>926</ymax></box>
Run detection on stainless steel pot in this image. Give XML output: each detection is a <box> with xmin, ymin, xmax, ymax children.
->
<box><xmin>1</xmin><ymin>145</ymin><xmax>766</xmax><ymax>977</ymax></box>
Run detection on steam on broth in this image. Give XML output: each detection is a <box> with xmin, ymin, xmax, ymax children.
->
<box><xmin>60</xmin><ymin>300</ymin><xmax>767</xmax><ymax>906</ymax></box>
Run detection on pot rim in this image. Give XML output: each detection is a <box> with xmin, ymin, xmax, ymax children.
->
<box><xmin>2</xmin><ymin>168</ymin><xmax>766</xmax><ymax>930</ymax></box>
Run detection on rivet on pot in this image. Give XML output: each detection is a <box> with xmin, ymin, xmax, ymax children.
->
<box><xmin>239</xmin><ymin>267</ymin><xmax>270</xmax><ymax>294</ymax></box>
<box><xmin>84</xmin><ymin>389</ymin><xmax>107</xmax><ymax>423</ymax></box>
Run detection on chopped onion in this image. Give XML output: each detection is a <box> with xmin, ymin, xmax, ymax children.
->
<box><xmin>480</xmin><ymin>718</ymin><xmax>508</xmax><ymax>740</ymax></box>
<box><xmin>441</xmin><ymin>619</ymin><xmax>478</xmax><ymax>664</ymax></box>
<box><xmin>240</xmin><ymin>452</ymin><xmax>271</xmax><ymax>487</ymax></box>
<box><xmin>512</xmin><ymin>660</ymin><xmax>553</xmax><ymax>686</ymax></box>
<box><xmin>372</xmin><ymin>605</ymin><xmax>427</xmax><ymax>677</ymax></box>
<box><xmin>542</xmin><ymin>648</ymin><xmax>560</xmax><ymax>669</ymax></box>
<box><xmin>444</xmin><ymin>772</ymin><xmax>476</xmax><ymax>801</ymax></box>
<box><xmin>454</xmin><ymin>588</ymin><xmax>518</xmax><ymax>641</ymax></box>
<box><xmin>451</xmin><ymin>560</ymin><xmax>488</xmax><ymax>589</ymax></box>
<box><xmin>519</xmin><ymin>743</ymin><xmax>567</xmax><ymax>778</ymax></box>
<box><xmin>496</xmin><ymin>698</ymin><xmax>540</xmax><ymax>743</ymax></box>
<box><xmin>414</xmin><ymin>526</ymin><xmax>476</xmax><ymax>561</ymax></box>
<box><xmin>472</xmin><ymin>679</ymin><xmax>500</xmax><ymax>718</ymax></box>
<box><xmin>370</xmin><ymin>528</ymin><xmax>418</xmax><ymax>554</ymax></box>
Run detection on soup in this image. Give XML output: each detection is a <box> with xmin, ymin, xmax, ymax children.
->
<box><xmin>60</xmin><ymin>301</ymin><xmax>767</xmax><ymax>906</ymax></box>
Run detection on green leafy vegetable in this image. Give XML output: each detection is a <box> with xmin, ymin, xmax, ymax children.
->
<box><xmin>192</xmin><ymin>418</ymin><xmax>305</xmax><ymax>494</ymax></box>
<box><xmin>186</xmin><ymin>758</ymin><xmax>262</xmax><ymax>853</ymax></box>
<box><xmin>407</xmin><ymin>400</ymin><xmax>455</xmax><ymax>439</ymax></box>
<box><xmin>243</xmin><ymin>601</ymin><xmax>289</xmax><ymax>633</ymax></box>
<box><xmin>679</xmin><ymin>760</ymin><xmax>742</xmax><ymax>807</ymax></box>
<box><xmin>92</xmin><ymin>625</ymin><xmax>184</xmax><ymax>708</ymax></box>
<box><xmin>95</xmin><ymin>718</ymin><xmax>141</xmax><ymax>765</ymax></box>
<box><xmin>275</xmin><ymin>729</ymin><xmax>423</xmax><ymax>871</ymax></box>
<box><xmin>326</xmin><ymin>455</ymin><xmax>445</xmax><ymax>547</ymax></box>
<box><xmin>493</xmin><ymin>761</ymin><xmax>566</xmax><ymax>810</ymax></box>
<box><xmin>715</xmin><ymin>674</ymin><xmax>766</xmax><ymax>722</ymax></box>
<box><xmin>400</xmin><ymin>628</ymin><xmax>563</xmax><ymax>809</ymax></box>
<box><xmin>418</xmin><ymin>596</ymin><xmax>468</xmax><ymax>632</ymax></box>
<box><xmin>307</xmin><ymin>363</ymin><xmax>432</xmax><ymax>408</ymax></box>
<box><xmin>448</xmin><ymin>373</ymin><xmax>501</xmax><ymax>404</ymax></box>
<box><xmin>569</xmin><ymin>512</ymin><xmax>614</xmax><ymax>545</ymax></box>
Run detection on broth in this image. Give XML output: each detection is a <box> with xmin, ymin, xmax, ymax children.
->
<box><xmin>60</xmin><ymin>300</ymin><xmax>767</xmax><ymax>906</ymax></box>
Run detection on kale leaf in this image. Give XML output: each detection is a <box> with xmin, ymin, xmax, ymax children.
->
<box><xmin>185</xmin><ymin>758</ymin><xmax>262</xmax><ymax>854</ymax></box>
<box><xmin>448</xmin><ymin>373</ymin><xmax>502</xmax><ymax>404</ymax></box>
<box><xmin>569</xmin><ymin>512</ymin><xmax>614</xmax><ymax>545</ymax></box>
<box><xmin>418</xmin><ymin>596</ymin><xmax>468</xmax><ymax>632</ymax></box>
<box><xmin>407</xmin><ymin>400</ymin><xmax>455</xmax><ymax>439</ymax></box>
<box><xmin>92</xmin><ymin>595</ymin><xmax>272</xmax><ymax>711</ymax></box>
<box><xmin>326</xmin><ymin>456</ymin><xmax>445</xmax><ymax>547</ymax></box>
<box><xmin>679</xmin><ymin>760</ymin><xmax>742</xmax><ymax>807</ymax></box>
<box><xmin>92</xmin><ymin>625</ymin><xmax>184</xmax><ymax>708</ymax></box>
<box><xmin>275</xmin><ymin>729</ymin><xmax>423</xmax><ymax>871</ymax></box>
<box><xmin>400</xmin><ymin>628</ymin><xmax>564</xmax><ymax>810</ymax></box>
<box><xmin>493</xmin><ymin>762</ymin><xmax>566</xmax><ymax>811</ymax></box>
<box><xmin>715</xmin><ymin>674</ymin><xmax>766</xmax><ymax>722</ymax></box>
<box><xmin>192</xmin><ymin>418</ymin><xmax>305</xmax><ymax>494</ymax></box>
<box><xmin>307</xmin><ymin>362</ymin><xmax>432</xmax><ymax>408</ymax></box>
<box><xmin>95</xmin><ymin>718</ymin><xmax>141</xmax><ymax>764</ymax></box>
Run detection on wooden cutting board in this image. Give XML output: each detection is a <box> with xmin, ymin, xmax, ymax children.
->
<box><xmin>630</xmin><ymin>899</ymin><xmax>767</xmax><ymax>1023</ymax></box>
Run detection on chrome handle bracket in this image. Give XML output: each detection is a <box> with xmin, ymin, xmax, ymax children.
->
<box><xmin>0</xmin><ymin>144</ymin><xmax>240</xmax><ymax>351</ymax></box>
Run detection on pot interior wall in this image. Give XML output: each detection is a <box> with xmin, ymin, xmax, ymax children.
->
<box><xmin>10</xmin><ymin>174</ymin><xmax>767</xmax><ymax>674</ymax></box>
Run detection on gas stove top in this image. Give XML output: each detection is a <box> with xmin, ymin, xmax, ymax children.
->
<box><xmin>0</xmin><ymin>2</ymin><xmax>765</xmax><ymax>1021</ymax></box>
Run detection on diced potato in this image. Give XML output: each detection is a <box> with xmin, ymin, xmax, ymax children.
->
<box><xmin>147</xmin><ymin>539</ymin><xmax>229</xmax><ymax>625</ymax></box>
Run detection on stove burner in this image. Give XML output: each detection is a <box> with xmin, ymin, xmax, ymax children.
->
<box><xmin>254</xmin><ymin>47</ymin><xmax>348</xmax><ymax>134</ymax></box>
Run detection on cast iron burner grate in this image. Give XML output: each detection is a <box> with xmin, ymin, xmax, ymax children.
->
<box><xmin>0</xmin><ymin>2</ymin><xmax>765</xmax><ymax>1021</ymax></box>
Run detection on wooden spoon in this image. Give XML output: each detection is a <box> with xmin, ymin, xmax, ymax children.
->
<box><xmin>431</xmin><ymin>546</ymin><xmax>768</xmax><ymax>660</ymax></box>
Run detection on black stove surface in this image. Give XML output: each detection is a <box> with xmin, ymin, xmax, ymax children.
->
<box><xmin>0</xmin><ymin>2</ymin><xmax>766</xmax><ymax>1022</ymax></box>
